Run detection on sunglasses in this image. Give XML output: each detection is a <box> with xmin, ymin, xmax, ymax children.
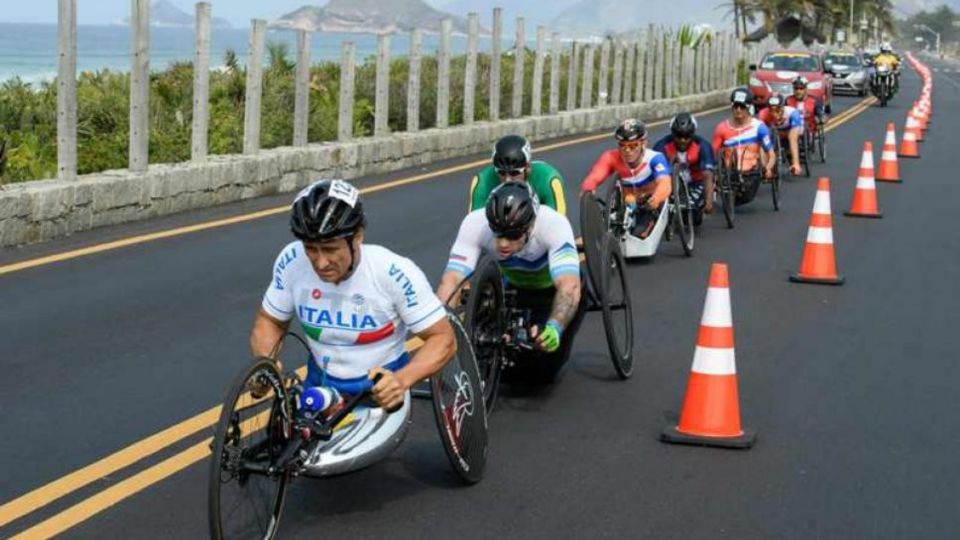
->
<box><xmin>618</xmin><ymin>141</ymin><xmax>643</xmax><ymax>151</ymax></box>
<box><xmin>494</xmin><ymin>229</ymin><xmax>526</xmax><ymax>241</ymax></box>
<box><xmin>496</xmin><ymin>168</ymin><xmax>526</xmax><ymax>178</ymax></box>
<box><xmin>732</xmin><ymin>103</ymin><xmax>749</xmax><ymax>110</ymax></box>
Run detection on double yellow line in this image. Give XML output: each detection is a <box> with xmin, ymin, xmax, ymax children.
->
<box><xmin>0</xmin><ymin>97</ymin><xmax>875</xmax><ymax>539</ymax></box>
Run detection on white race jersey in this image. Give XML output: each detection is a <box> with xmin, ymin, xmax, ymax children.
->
<box><xmin>262</xmin><ymin>242</ymin><xmax>445</xmax><ymax>379</ymax></box>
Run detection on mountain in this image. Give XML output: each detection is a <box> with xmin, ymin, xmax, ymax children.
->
<box><xmin>272</xmin><ymin>0</ymin><xmax>471</xmax><ymax>34</ymax></box>
<box><xmin>437</xmin><ymin>0</ymin><xmax>581</xmax><ymax>33</ymax></box>
<box><xmin>123</xmin><ymin>0</ymin><xmax>232</xmax><ymax>28</ymax></box>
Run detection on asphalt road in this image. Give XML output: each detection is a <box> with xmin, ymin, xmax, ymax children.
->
<box><xmin>1</xmin><ymin>60</ymin><xmax>958</xmax><ymax>539</ymax></box>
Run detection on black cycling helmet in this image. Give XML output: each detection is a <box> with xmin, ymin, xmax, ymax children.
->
<box><xmin>492</xmin><ymin>135</ymin><xmax>532</xmax><ymax>171</ymax></box>
<box><xmin>767</xmin><ymin>93</ymin><xmax>785</xmax><ymax>107</ymax></box>
<box><xmin>792</xmin><ymin>76</ymin><xmax>808</xmax><ymax>89</ymax></box>
<box><xmin>290</xmin><ymin>179</ymin><xmax>365</xmax><ymax>242</ymax></box>
<box><xmin>730</xmin><ymin>87</ymin><xmax>752</xmax><ymax>106</ymax></box>
<box><xmin>614</xmin><ymin>118</ymin><xmax>647</xmax><ymax>141</ymax></box>
<box><xmin>670</xmin><ymin>112</ymin><xmax>698</xmax><ymax>138</ymax></box>
<box><xmin>485</xmin><ymin>181</ymin><xmax>539</xmax><ymax>237</ymax></box>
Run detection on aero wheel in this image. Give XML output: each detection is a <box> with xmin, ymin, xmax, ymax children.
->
<box><xmin>431</xmin><ymin>312</ymin><xmax>489</xmax><ymax>484</ymax></box>
<box><xmin>772</xmin><ymin>151</ymin><xmax>782</xmax><ymax>211</ymax></box>
<box><xmin>579</xmin><ymin>192</ymin><xmax>607</xmax><ymax>302</ymax></box>
<box><xmin>674</xmin><ymin>178</ymin><xmax>695</xmax><ymax>256</ymax></box>
<box><xmin>599</xmin><ymin>233</ymin><xmax>634</xmax><ymax>379</ymax></box>
<box><xmin>801</xmin><ymin>133</ymin><xmax>811</xmax><ymax>178</ymax></box>
<box><xmin>209</xmin><ymin>358</ymin><xmax>292</xmax><ymax>540</ymax></box>
<box><xmin>719</xmin><ymin>165</ymin><xmax>735</xmax><ymax>229</ymax></box>
<box><xmin>464</xmin><ymin>257</ymin><xmax>504</xmax><ymax>414</ymax></box>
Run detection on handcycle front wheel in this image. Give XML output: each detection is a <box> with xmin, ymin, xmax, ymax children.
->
<box><xmin>670</xmin><ymin>173</ymin><xmax>695</xmax><ymax>256</ymax></box>
<box><xmin>579</xmin><ymin>191</ymin><xmax>608</xmax><ymax>300</ymax></box>
<box><xmin>717</xmin><ymin>163</ymin><xmax>735</xmax><ymax>229</ymax></box>
<box><xmin>463</xmin><ymin>257</ymin><xmax>504</xmax><ymax>414</ymax></box>
<box><xmin>431</xmin><ymin>312</ymin><xmax>489</xmax><ymax>484</ymax></box>
<box><xmin>817</xmin><ymin>122</ymin><xmax>827</xmax><ymax>163</ymax></box>
<box><xmin>209</xmin><ymin>357</ymin><xmax>293</xmax><ymax>540</ymax></box>
<box><xmin>599</xmin><ymin>232</ymin><xmax>634</xmax><ymax>379</ymax></box>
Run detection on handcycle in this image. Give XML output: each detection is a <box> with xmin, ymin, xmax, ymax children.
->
<box><xmin>599</xmin><ymin>177</ymin><xmax>691</xmax><ymax>259</ymax></box>
<box><xmin>803</xmin><ymin>115</ymin><xmax>827</xmax><ymax>165</ymax></box>
<box><xmin>450</xmin><ymin>196</ymin><xmax>634</xmax><ymax>412</ymax></box>
<box><xmin>713</xmin><ymin>144</ymin><xmax>776</xmax><ymax>228</ymax></box>
<box><xmin>208</xmin><ymin>311</ymin><xmax>488</xmax><ymax>540</ymax></box>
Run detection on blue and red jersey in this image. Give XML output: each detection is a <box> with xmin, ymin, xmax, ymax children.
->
<box><xmin>652</xmin><ymin>134</ymin><xmax>715</xmax><ymax>183</ymax></box>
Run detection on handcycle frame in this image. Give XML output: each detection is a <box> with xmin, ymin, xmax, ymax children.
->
<box><xmin>602</xmin><ymin>180</ymin><xmax>671</xmax><ymax>259</ymax></box>
<box><xmin>714</xmin><ymin>141</ymin><xmax>776</xmax><ymax>228</ymax></box>
<box><xmin>208</xmin><ymin>312</ymin><xmax>488</xmax><ymax>540</ymax></box>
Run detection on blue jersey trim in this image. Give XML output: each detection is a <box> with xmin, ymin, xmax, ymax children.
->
<box><xmin>264</xmin><ymin>297</ymin><xmax>293</xmax><ymax>315</ymax></box>
<box><xmin>305</xmin><ymin>352</ymin><xmax>411</xmax><ymax>395</ymax></box>
<box><xmin>408</xmin><ymin>305</ymin><xmax>444</xmax><ymax>328</ymax></box>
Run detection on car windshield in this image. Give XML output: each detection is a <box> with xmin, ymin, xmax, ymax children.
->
<box><xmin>826</xmin><ymin>54</ymin><xmax>860</xmax><ymax>66</ymax></box>
<box><xmin>760</xmin><ymin>53</ymin><xmax>820</xmax><ymax>72</ymax></box>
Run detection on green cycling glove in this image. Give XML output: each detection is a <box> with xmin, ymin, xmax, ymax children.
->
<box><xmin>538</xmin><ymin>319</ymin><xmax>564</xmax><ymax>353</ymax></box>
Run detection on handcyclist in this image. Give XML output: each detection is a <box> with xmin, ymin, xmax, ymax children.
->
<box><xmin>757</xmin><ymin>93</ymin><xmax>803</xmax><ymax>176</ymax></box>
<box><xmin>580</xmin><ymin>118</ymin><xmax>672</xmax><ymax>239</ymax></box>
<box><xmin>653</xmin><ymin>112</ymin><xmax>716</xmax><ymax>221</ymax></box>
<box><xmin>712</xmin><ymin>88</ymin><xmax>776</xmax><ymax>200</ymax></box>
<box><xmin>437</xmin><ymin>181</ymin><xmax>583</xmax><ymax>365</ymax></box>
<box><xmin>785</xmin><ymin>76</ymin><xmax>825</xmax><ymax>137</ymax></box>
<box><xmin>468</xmin><ymin>134</ymin><xmax>568</xmax><ymax>214</ymax></box>
<box><xmin>250</xmin><ymin>179</ymin><xmax>456</xmax><ymax>412</ymax></box>
<box><xmin>873</xmin><ymin>43</ymin><xmax>901</xmax><ymax>94</ymax></box>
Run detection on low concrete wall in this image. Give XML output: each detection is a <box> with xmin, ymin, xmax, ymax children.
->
<box><xmin>0</xmin><ymin>89</ymin><xmax>729</xmax><ymax>248</ymax></box>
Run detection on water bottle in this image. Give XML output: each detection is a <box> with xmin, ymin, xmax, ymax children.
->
<box><xmin>624</xmin><ymin>194</ymin><xmax>637</xmax><ymax>229</ymax></box>
<box><xmin>299</xmin><ymin>386</ymin><xmax>343</xmax><ymax>418</ymax></box>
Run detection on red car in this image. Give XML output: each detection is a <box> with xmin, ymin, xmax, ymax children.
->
<box><xmin>748</xmin><ymin>51</ymin><xmax>833</xmax><ymax>113</ymax></box>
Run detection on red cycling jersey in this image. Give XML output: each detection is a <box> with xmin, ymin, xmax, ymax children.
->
<box><xmin>784</xmin><ymin>95</ymin><xmax>822</xmax><ymax>131</ymax></box>
<box><xmin>580</xmin><ymin>148</ymin><xmax>672</xmax><ymax>207</ymax></box>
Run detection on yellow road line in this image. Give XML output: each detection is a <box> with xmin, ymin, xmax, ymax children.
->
<box><xmin>0</xmin><ymin>98</ymin><xmax>873</xmax><ymax>537</ymax></box>
<box><xmin>0</xmin><ymin>107</ymin><xmax>729</xmax><ymax>278</ymax></box>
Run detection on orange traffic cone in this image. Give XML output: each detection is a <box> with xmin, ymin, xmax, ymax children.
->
<box><xmin>876</xmin><ymin>123</ymin><xmax>901</xmax><ymax>183</ymax></box>
<box><xmin>906</xmin><ymin>114</ymin><xmax>924</xmax><ymax>142</ymax></box>
<box><xmin>661</xmin><ymin>263</ymin><xmax>755</xmax><ymax>449</ymax></box>
<box><xmin>899</xmin><ymin>122</ymin><xmax>920</xmax><ymax>159</ymax></box>
<box><xmin>790</xmin><ymin>177</ymin><xmax>844</xmax><ymax>285</ymax></box>
<box><xmin>844</xmin><ymin>142</ymin><xmax>882</xmax><ymax>219</ymax></box>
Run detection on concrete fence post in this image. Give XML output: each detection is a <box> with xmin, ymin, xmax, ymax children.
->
<box><xmin>644</xmin><ymin>25</ymin><xmax>656</xmax><ymax>101</ymax></box>
<box><xmin>57</xmin><ymin>0</ymin><xmax>77</xmax><ymax>179</ymax></box>
<box><xmin>580</xmin><ymin>45</ymin><xmax>594</xmax><ymax>109</ymax></box>
<box><xmin>337</xmin><ymin>41</ymin><xmax>355</xmax><ymax>141</ymax></box>
<box><xmin>293</xmin><ymin>28</ymin><xmax>311</xmax><ymax>147</ymax></box>
<box><xmin>668</xmin><ymin>33</ymin><xmax>677</xmax><ymax>97</ymax></box>
<box><xmin>549</xmin><ymin>32</ymin><xmax>560</xmax><ymax>114</ymax></box>
<box><xmin>623</xmin><ymin>41</ymin><xmax>635</xmax><ymax>103</ymax></box>
<box><xmin>566</xmin><ymin>41</ymin><xmax>578</xmax><ymax>111</ymax></box>
<box><xmin>191</xmin><ymin>2</ymin><xmax>211</xmax><ymax>161</ymax></box>
<box><xmin>463</xmin><ymin>13</ymin><xmax>478</xmax><ymax>124</ymax></box>
<box><xmin>242</xmin><ymin>19</ymin><xmax>265</xmax><ymax>155</ymax></box>
<box><xmin>636</xmin><ymin>32</ymin><xmax>647</xmax><ymax>102</ymax></box>
<box><xmin>655</xmin><ymin>29</ymin><xmax>665</xmax><ymax>100</ymax></box>
<box><xmin>374</xmin><ymin>33</ymin><xmax>391</xmax><ymax>137</ymax></box>
<box><xmin>129</xmin><ymin>0</ymin><xmax>150</xmax><ymax>171</ymax></box>
<box><xmin>611</xmin><ymin>40</ymin><xmax>624</xmax><ymax>104</ymax></box>
<box><xmin>597</xmin><ymin>39</ymin><xmax>610</xmax><ymax>106</ymax></box>
<box><xmin>437</xmin><ymin>18</ymin><xmax>451</xmax><ymax>128</ymax></box>
<box><xmin>531</xmin><ymin>25</ymin><xmax>545</xmax><ymax>116</ymax></box>
<box><xmin>489</xmin><ymin>7</ymin><xmax>502</xmax><ymax>121</ymax></box>
<box><xmin>406</xmin><ymin>29</ymin><xmax>421</xmax><ymax>132</ymax></box>
<box><xmin>511</xmin><ymin>17</ymin><xmax>525</xmax><ymax>118</ymax></box>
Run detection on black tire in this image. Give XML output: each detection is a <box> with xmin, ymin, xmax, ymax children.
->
<box><xmin>801</xmin><ymin>132</ymin><xmax>811</xmax><ymax>178</ymax></box>
<box><xmin>772</xmin><ymin>156</ymin><xmax>782</xmax><ymax>211</ymax></box>
<box><xmin>604</xmin><ymin>183</ymin><xmax>625</xmax><ymax>236</ymax></box>
<box><xmin>579</xmin><ymin>192</ymin><xmax>607</xmax><ymax>301</ymax></box>
<box><xmin>717</xmin><ymin>163</ymin><xmax>735</xmax><ymax>229</ymax></box>
<box><xmin>463</xmin><ymin>258</ymin><xmax>504</xmax><ymax>414</ymax></box>
<box><xmin>209</xmin><ymin>358</ymin><xmax>292</xmax><ymax>540</ymax></box>
<box><xmin>817</xmin><ymin>123</ymin><xmax>827</xmax><ymax>163</ymax></box>
<box><xmin>670</xmin><ymin>171</ymin><xmax>694</xmax><ymax>256</ymax></box>
<box><xmin>599</xmin><ymin>233</ymin><xmax>634</xmax><ymax>379</ymax></box>
<box><xmin>431</xmin><ymin>312</ymin><xmax>489</xmax><ymax>484</ymax></box>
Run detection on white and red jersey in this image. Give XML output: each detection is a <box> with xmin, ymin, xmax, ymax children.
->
<box><xmin>262</xmin><ymin>242</ymin><xmax>445</xmax><ymax>379</ymax></box>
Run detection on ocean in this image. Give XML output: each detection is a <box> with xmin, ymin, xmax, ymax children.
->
<box><xmin>0</xmin><ymin>22</ymin><xmax>487</xmax><ymax>85</ymax></box>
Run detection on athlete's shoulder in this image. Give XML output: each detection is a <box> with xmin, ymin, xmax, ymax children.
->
<box><xmin>536</xmin><ymin>206</ymin><xmax>575</xmax><ymax>237</ymax></box>
<box><xmin>531</xmin><ymin>160</ymin><xmax>563</xmax><ymax>178</ymax></box>
<box><xmin>270</xmin><ymin>241</ymin><xmax>308</xmax><ymax>291</ymax></box>
<box><xmin>652</xmin><ymin>134</ymin><xmax>672</xmax><ymax>152</ymax></box>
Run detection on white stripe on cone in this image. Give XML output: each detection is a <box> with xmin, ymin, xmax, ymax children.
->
<box><xmin>700</xmin><ymin>287</ymin><xmax>732</xmax><ymax>327</ymax></box>
<box><xmin>812</xmin><ymin>189</ymin><xmax>832</xmax><ymax>215</ymax></box>
<box><xmin>807</xmin><ymin>226</ymin><xmax>834</xmax><ymax>244</ymax></box>
<box><xmin>859</xmin><ymin>150</ymin><xmax>874</xmax><ymax>169</ymax></box>
<box><xmin>881</xmin><ymin>150</ymin><xmax>897</xmax><ymax>160</ymax></box>
<box><xmin>856</xmin><ymin>176</ymin><xmax>876</xmax><ymax>190</ymax></box>
<box><xmin>691</xmin><ymin>346</ymin><xmax>736</xmax><ymax>376</ymax></box>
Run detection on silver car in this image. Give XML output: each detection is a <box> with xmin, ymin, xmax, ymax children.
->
<box><xmin>823</xmin><ymin>52</ymin><xmax>869</xmax><ymax>96</ymax></box>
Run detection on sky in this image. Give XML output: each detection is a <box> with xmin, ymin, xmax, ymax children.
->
<box><xmin>0</xmin><ymin>0</ymin><xmax>461</xmax><ymax>26</ymax></box>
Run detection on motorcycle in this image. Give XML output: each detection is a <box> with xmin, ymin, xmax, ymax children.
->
<box><xmin>873</xmin><ymin>65</ymin><xmax>894</xmax><ymax>107</ymax></box>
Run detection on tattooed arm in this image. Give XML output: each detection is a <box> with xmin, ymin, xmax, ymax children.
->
<box><xmin>548</xmin><ymin>275</ymin><xmax>581</xmax><ymax>329</ymax></box>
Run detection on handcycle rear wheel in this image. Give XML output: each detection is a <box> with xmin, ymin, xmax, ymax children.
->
<box><xmin>209</xmin><ymin>358</ymin><xmax>293</xmax><ymax>540</ymax></box>
<box><xmin>599</xmin><ymin>233</ymin><xmax>634</xmax><ymax>379</ymax></box>
<box><xmin>431</xmin><ymin>312</ymin><xmax>489</xmax><ymax>484</ymax></box>
<box><xmin>463</xmin><ymin>258</ymin><xmax>504</xmax><ymax>414</ymax></box>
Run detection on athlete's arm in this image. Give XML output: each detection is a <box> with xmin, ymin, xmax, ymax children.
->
<box><xmin>467</xmin><ymin>174</ymin><xmax>482</xmax><ymax>212</ymax></box>
<box><xmin>253</xmin><ymin>245</ymin><xmax>299</xmax><ymax>364</ymax></box>
<box><xmin>372</xmin><ymin>316</ymin><xmax>455</xmax><ymax>411</ymax></box>
<box><xmin>697</xmin><ymin>138</ymin><xmax>716</xmax><ymax>212</ymax></box>
<box><xmin>758</xmin><ymin>123</ymin><xmax>776</xmax><ymax>177</ymax></box>
<box><xmin>436</xmin><ymin>212</ymin><xmax>484</xmax><ymax>306</ymax></box>
<box><xmin>250</xmin><ymin>309</ymin><xmax>291</xmax><ymax>359</ymax></box>
<box><xmin>580</xmin><ymin>151</ymin><xmax>616</xmax><ymax>193</ymax></box>
<box><xmin>648</xmin><ymin>153</ymin><xmax>673</xmax><ymax>208</ymax></box>
<box><xmin>548</xmin><ymin>176</ymin><xmax>567</xmax><ymax>216</ymax></box>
